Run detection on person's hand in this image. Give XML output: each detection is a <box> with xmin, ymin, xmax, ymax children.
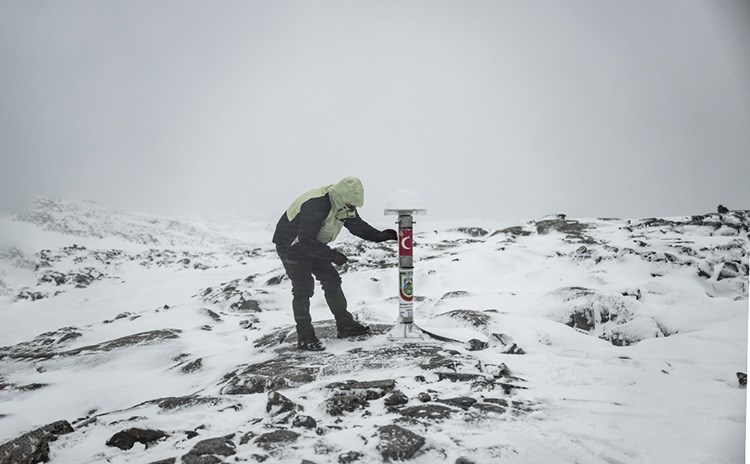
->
<box><xmin>331</xmin><ymin>250</ymin><xmax>348</xmax><ymax>266</ymax></box>
<box><xmin>379</xmin><ymin>229</ymin><xmax>398</xmax><ymax>242</ymax></box>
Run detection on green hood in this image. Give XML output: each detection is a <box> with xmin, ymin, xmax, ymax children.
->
<box><xmin>286</xmin><ymin>176</ymin><xmax>365</xmax><ymax>244</ymax></box>
<box><xmin>328</xmin><ymin>176</ymin><xmax>365</xmax><ymax>210</ymax></box>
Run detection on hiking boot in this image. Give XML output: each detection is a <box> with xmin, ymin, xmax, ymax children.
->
<box><xmin>337</xmin><ymin>322</ymin><xmax>371</xmax><ymax>339</ymax></box>
<box><xmin>297</xmin><ymin>337</ymin><xmax>325</xmax><ymax>351</ymax></box>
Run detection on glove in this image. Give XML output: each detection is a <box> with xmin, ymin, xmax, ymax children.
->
<box><xmin>331</xmin><ymin>250</ymin><xmax>348</xmax><ymax>266</ymax></box>
<box><xmin>378</xmin><ymin>229</ymin><xmax>398</xmax><ymax>242</ymax></box>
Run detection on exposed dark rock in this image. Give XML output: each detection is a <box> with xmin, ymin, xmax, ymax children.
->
<box><xmin>338</xmin><ymin>451</ymin><xmax>364</xmax><ymax>463</ymax></box>
<box><xmin>535</xmin><ymin>219</ymin><xmax>593</xmax><ymax>243</ymax></box>
<box><xmin>239</xmin><ymin>431</ymin><xmax>256</xmax><ymax>445</ymax></box>
<box><xmin>0</xmin><ymin>420</ymin><xmax>73</xmax><ymax>464</ymax></box>
<box><xmin>326</xmin><ymin>379</ymin><xmax>396</xmax><ymax>400</ymax></box>
<box><xmin>455</xmin><ymin>227</ymin><xmax>488</xmax><ymax>237</ymax></box>
<box><xmin>198</xmin><ymin>279</ymin><xmax>267</xmax><ymax>312</ymax></box>
<box><xmin>142</xmin><ymin>395</ymin><xmax>241</xmax><ymax>412</ymax></box>
<box><xmin>437</xmin><ymin>309</ymin><xmax>492</xmax><ymax>328</ymax></box>
<box><xmin>738</xmin><ymin>372</ymin><xmax>747</xmax><ymax>388</ymax></box>
<box><xmin>718</xmin><ymin>205</ymin><xmax>730</xmax><ymax>214</ymax></box>
<box><xmin>718</xmin><ymin>262</ymin><xmax>744</xmax><ymax>280</ymax></box>
<box><xmin>182</xmin><ymin>434</ymin><xmax>236</xmax><ymax>464</ymax></box>
<box><xmin>471</xmin><ymin>402</ymin><xmax>508</xmax><ymax>415</ymax></box>
<box><xmin>223</xmin><ymin>354</ymin><xmax>319</xmax><ymax>394</ymax></box>
<box><xmin>483</xmin><ymin>362</ymin><xmax>512</xmax><ymax>379</ymax></box>
<box><xmin>0</xmin><ymin>327</ymin><xmax>82</xmax><ymax>360</ymax></box>
<box><xmin>266</xmin><ymin>391</ymin><xmax>298</xmax><ymax>416</ymax></box>
<box><xmin>201</xmin><ymin>308</ymin><xmax>222</xmax><ymax>322</ymax></box>
<box><xmin>324</xmin><ymin>394</ymin><xmax>369</xmax><ymax>416</ymax></box>
<box><xmin>265</xmin><ymin>275</ymin><xmax>285</xmax><ymax>286</ymax></box>
<box><xmin>465</xmin><ymin>339</ymin><xmax>488</xmax><ymax>351</ymax></box>
<box><xmin>436</xmin><ymin>372</ymin><xmax>489</xmax><ymax>383</ymax></box>
<box><xmin>37</xmin><ymin>267</ymin><xmax>109</xmax><ymax>289</ymax></box>
<box><xmin>180</xmin><ymin>358</ymin><xmax>203</xmax><ymax>374</ymax></box>
<box><xmin>147</xmin><ymin>458</ymin><xmax>176</xmax><ymax>464</ymax></box>
<box><xmin>252</xmin><ymin>327</ymin><xmax>295</xmax><ymax>348</ymax></box>
<box><xmin>255</xmin><ymin>429</ymin><xmax>300</xmax><ymax>451</ymax></box>
<box><xmin>15</xmin><ymin>289</ymin><xmax>48</xmax><ymax>301</ymax></box>
<box><xmin>550</xmin><ymin>286</ymin><xmax>660</xmax><ymax>346</ymax></box>
<box><xmin>18</xmin><ymin>383</ymin><xmax>47</xmax><ymax>391</ymax></box>
<box><xmin>419</xmin><ymin>351</ymin><xmax>465</xmax><ymax>371</ymax></box>
<box><xmin>284</xmin><ymin>322</ymin><xmax>392</xmax><ymax>345</ymax></box>
<box><xmin>235</xmin><ymin>338</ymin><xmax>439</xmax><ymax>392</ymax></box>
<box><xmin>399</xmin><ymin>404</ymin><xmax>455</xmax><ymax>420</ymax></box>
<box><xmin>377</xmin><ymin>424</ymin><xmax>425</xmax><ymax>461</ymax></box>
<box><xmin>438</xmin><ymin>290</ymin><xmax>470</xmax><ymax>300</ymax></box>
<box><xmin>501</xmin><ymin>343</ymin><xmax>525</xmax><ymax>355</ymax></box>
<box><xmin>492</xmin><ymin>226</ymin><xmax>532</xmax><ymax>237</ymax></box>
<box><xmin>291</xmin><ymin>415</ymin><xmax>317</xmax><ymax>429</ymax></box>
<box><xmin>235</xmin><ymin>299</ymin><xmax>263</xmax><ymax>311</ymax></box>
<box><xmin>383</xmin><ymin>390</ymin><xmax>409</xmax><ymax>407</ymax></box>
<box><xmin>60</xmin><ymin>329</ymin><xmax>181</xmax><ymax>357</ymax></box>
<box><xmin>496</xmin><ymin>381</ymin><xmax>528</xmax><ymax>394</ymax></box>
<box><xmin>222</xmin><ymin>374</ymin><xmax>289</xmax><ymax>395</ymax></box>
<box><xmin>456</xmin><ymin>458</ymin><xmax>476</xmax><ymax>464</ymax></box>
<box><xmin>472</xmin><ymin>397</ymin><xmax>535</xmax><ymax>416</ymax></box>
<box><xmin>436</xmin><ymin>397</ymin><xmax>477</xmax><ymax>410</ymax></box>
<box><xmin>106</xmin><ymin>428</ymin><xmax>168</xmax><ymax>450</ymax></box>
<box><xmin>417</xmin><ymin>392</ymin><xmax>432</xmax><ymax>403</ymax></box>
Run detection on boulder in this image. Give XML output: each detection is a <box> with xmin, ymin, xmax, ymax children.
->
<box><xmin>106</xmin><ymin>428</ymin><xmax>168</xmax><ymax>450</ymax></box>
<box><xmin>255</xmin><ymin>429</ymin><xmax>300</xmax><ymax>451</ymax></box>
<box><xmin>291</xmin><ymin>415</ymin><xmax>317</xmax><ymax>429</ymax></box>
<box><xmin>266</xmin><ymin>391</ymin><xmax>298</xmax><ymax>416</ymax></box>
<box><xmin>182</xmin><ymin>435</ymin><xmax>236</xmax><ymax>464</ymax></box>
<box><xmin>324</xmin><ymin>394</ymin><xmax>369</xmax><ymax>416</ymax></box>
<box><xmin>376</xmin><ymin>425</ymin><xmax>425</xmax><ymax>461</ymax></box>
<box><xmin>383</xmin><ymin>390</ymin><xmax>409</xmax><ymax>407</ymax></box>
<box><xmin>325</xmin><ymin>379</ymin><xmax>396</xmax><ymax>400</ymax></box>
<box><xmin>399</xmin><ymin>404</ymin><xmax>455</xmax><ymax>420</ymax></box>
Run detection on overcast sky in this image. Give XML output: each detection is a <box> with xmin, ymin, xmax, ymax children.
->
<box><xmin>1</xmin><ymin>0</ymin><xmax>748</xmax><ymax>222</ymax></box>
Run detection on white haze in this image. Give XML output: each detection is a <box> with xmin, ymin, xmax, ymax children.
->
<box><xmin>1</xmin><ymin>0</ymin><xmax>749</xmax><ymax>221</ymax></box>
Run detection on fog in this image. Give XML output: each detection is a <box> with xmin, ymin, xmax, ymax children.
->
<box><xmin>1</xmin><ymin>0</ymin><xmax>749</xmax><ymax>222</ymax></box>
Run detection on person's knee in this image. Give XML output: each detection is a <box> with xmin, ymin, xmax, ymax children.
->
<box><xmin>321</xmin><ymin>282</ymin><xmax>343</xmax><ymax>295</ymax></box>
<box><xmin>292</xmin><ymin>286</ymin><xmax>314</xmax><ymax>299</ymax></box>
<box><xmin>289</xmin><ymin>273</ymin><xmax>315</xmax><ymax>299</ymax></box>
<box><xmin>317</xmin><ymin>269</ymin><xmax>342</xmax><ymax>293</ymax></box>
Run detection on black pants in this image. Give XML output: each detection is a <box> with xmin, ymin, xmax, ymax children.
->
<box><xmin>276</xmin><ymin>246</ymin><xmax>355</xmax><ymax>339</ymax></box>
<box><xmin>276</xmin><ymin>246</ymin><xmax>341</xmax><ymax>298</ymax></box>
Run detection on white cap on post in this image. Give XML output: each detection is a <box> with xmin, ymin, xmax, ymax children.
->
<box><xmin>384</xmin><ymin>189</ymin><xmax>426</xmax><ymax>216</ymax></box>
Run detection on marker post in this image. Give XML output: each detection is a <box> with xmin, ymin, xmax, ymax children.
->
<box><xmin>385</xmin><ymin>190</ymin><xmax>426</xmax><ymax>340</ymax></box>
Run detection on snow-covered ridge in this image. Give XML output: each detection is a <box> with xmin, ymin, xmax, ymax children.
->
<box><xmin>14</xmin><ymin>197</ymin><xmax>247</xmax><ymax>248</ymax></box>
<box><xmin>0</xmin><ymin>203</ymin><xmax>747</xmax><ymax>463</ymax></box>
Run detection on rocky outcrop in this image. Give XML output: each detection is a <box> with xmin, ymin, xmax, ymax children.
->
<box><xmin>0</xmin><ymin>420</ymin><xmax>73</xmax><ymax>464</ymax></box>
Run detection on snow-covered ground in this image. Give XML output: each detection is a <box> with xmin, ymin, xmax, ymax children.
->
<box><xmin>0</xmin><ymin>199</ymin><xmax>747</xmax><ymax>463</ymax></box>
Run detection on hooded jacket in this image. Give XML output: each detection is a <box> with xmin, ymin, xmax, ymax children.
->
<box><xmin>273</xmin><ymin>177</ymin><xmax>385</xmax><ymax>260</ymax></box>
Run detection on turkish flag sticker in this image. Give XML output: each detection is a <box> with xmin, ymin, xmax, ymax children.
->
<box><xmin>399</xmin><ymin>229</ymin><xmax>413</xmax><ymax>256</ymax></box>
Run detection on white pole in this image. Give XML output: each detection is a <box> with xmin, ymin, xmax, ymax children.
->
<box><xmin>385</xmin><ymin>190</ymin><xmax>426</xmax><ymax>340</ymax></box>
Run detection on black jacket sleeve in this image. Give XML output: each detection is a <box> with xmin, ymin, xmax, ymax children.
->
<box><xmin>344</xmin><ymin>213</ymin><xmax>386</xmax><ymax>242</ymax></box>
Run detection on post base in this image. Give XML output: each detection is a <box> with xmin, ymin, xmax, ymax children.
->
<box><xmin>387</xmin><ymin>320</ymin><xmax>425</xmax><ymax>340</ymax></box>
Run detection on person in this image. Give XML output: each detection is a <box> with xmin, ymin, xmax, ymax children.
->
<box><xmin>272</xmin><ymin>176</ymin><xmax>398</xmax><ymax>351</ymax></box>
